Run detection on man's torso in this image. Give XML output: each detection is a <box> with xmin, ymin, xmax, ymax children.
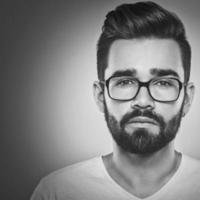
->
<box><xmin>31</xmin><ymin>154</ymin><xmax>200</xmax><ymax>200</ymax></box>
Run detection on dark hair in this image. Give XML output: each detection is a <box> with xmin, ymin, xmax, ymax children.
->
<box><xmin>97</xmin><ymin>1</ymin><xmax>191</xmax><ymax>82</ymax></box>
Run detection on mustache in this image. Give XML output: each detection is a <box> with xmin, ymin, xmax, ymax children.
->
<box><xmin>120</xmin><ymin>109</ymin><xmax>164</xmax><ymax>127</ymax></box>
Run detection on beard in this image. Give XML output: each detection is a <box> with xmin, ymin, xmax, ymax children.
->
<box><xmin>104</xmin><ymin>102</ymin><xmax>183</xmax><ymax>155</ymax></box>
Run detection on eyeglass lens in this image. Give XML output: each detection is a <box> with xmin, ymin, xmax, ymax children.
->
<box><xmin>108</xmin><ymin>77</ymin><xmax>181</xmax><ymax>101</ymax></box>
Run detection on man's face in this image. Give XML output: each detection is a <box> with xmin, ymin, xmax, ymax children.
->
<box><xmin>103</xmin><ymin>38</ymin><xmax>186</xmax><ymax>154</ymax></box>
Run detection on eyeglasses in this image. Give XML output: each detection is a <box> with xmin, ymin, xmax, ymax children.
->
<box><xmin>101</xmin><ymin>76</ymin><xmax>187</xmax><ymax>102</ymax></box>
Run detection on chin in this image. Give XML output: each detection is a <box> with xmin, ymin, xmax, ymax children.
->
<box><xmin>125</xmin><ymin>125</ymin><xmax>160</xmax><ymax>137</ymax></box>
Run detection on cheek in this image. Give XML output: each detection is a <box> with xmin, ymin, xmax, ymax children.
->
<box><xmin>156</xmin><ymin>104</ymin><xmax>177</xmax><ymax>121</ymax></box>
<box><xmin>156</xmin><ymin>92</ymin><xmax>185</xmax><ymax>121</ymax></box>
<box><xmin>104</xmin><ymin>93</ymin><xmax>131</xmax><ymax>121</ymax></box>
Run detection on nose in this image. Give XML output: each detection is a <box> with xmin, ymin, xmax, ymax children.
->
<box><xmin>131</xmin><ymin>86</ymin><xmax>155</xmax><ymax>110</ymax></box>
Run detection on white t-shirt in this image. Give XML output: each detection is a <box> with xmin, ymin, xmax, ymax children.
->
<box><xmin>31</xmin><ymin>154</ymin><xmax>200</xmax><ymax>200</ymax></box>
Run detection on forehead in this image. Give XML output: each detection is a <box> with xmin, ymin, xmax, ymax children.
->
<box><xmin>105</xmin><ymin>38</ymin><xmax>184</xmax><ymax>81</ymax></box>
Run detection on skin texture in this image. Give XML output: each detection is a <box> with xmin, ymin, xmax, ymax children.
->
<box><xmin>93</xmin><ymin>38</ymin><xmax>194</xmax><ymax>198</ymax></box>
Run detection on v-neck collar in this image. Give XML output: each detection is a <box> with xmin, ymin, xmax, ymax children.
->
<box><xmin>99</xmin><ymin>153</ymin><xmax>183</xmax><ymax>200</ymax></box>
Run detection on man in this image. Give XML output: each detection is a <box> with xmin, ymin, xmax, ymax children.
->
<box><xmin>31</xmin><ymin>1</ymin><xmax>200</xmax><ymax>200</ymax></box>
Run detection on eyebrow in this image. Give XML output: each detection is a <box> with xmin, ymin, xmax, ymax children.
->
<box><xmin>109</xmin><ymin>69</ymin><xmax>136</xmax><ymax>79</ymax></box>
<box><xmin>150</xmin><ymin>68</ymin><xmax>180</xmax><ymax>78</ymax></box>
<box><xmin>108</xmin><ymin>68</ymin><xmax>180</xmax><ymax>80</ymax></box>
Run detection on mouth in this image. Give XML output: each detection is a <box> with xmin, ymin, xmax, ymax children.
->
<box><xmin>127</xmin><ymin>117</ymin><xmax>158</xmax><ymax>125</ymax></box>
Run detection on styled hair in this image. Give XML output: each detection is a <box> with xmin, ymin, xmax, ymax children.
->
<box><xmin>97</xmin><ymin>1</ymin><xmax>191</xmax><ymax>82</ymax></box>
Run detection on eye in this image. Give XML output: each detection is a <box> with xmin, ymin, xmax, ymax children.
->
<box><xmin>154</xmin><ymin>79</ymin><xmax>173</xmax><ymax>87</ymax></box>
<box><xmin>116</xmin><ymin>79</ymin><xmax>136</xmax><ymax>87</ymax></box>
<box><xmin>157</xmin><ymin>81</ymin><xmax>171</xmax><ymax>86</ymax></box>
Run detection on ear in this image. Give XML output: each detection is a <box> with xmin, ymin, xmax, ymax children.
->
<box><xmin>93</xmin><ymin>81</ymin><xmax>105</xmax><ymax>113</ymax></box>
<box><xmin>182</xmin><ymin>82</ymin><xmax>195</xmax><ymax>117</ymax></box>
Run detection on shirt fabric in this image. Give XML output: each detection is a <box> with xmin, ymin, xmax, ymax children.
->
<box><xmin>31</xmin><ymin>154</ymin><xmax>200</xmax><ymax>200</ymax></box>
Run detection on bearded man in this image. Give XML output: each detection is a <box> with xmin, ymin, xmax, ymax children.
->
<box><xmin>31</xmin><ymin>2</ymin><xmax>200</xmax><ymax>200</ymax></box>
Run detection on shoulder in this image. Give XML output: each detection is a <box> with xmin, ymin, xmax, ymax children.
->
<box><xmin>31</xmin><ymin>156</ymin><xmax>105</xmax><ymax>199</ymax></box>
<box><xmin>43</xmin><ymin>156</ymin><xmax>103</xmax><ymax>185</ymax></box>
<box><xmin>181</xmin><ymin>154</ymin><xmax>200</xmax><ymax>177</ymax></box>
<box><xmin>177</xmin><ymin>154</ymin><xmax>200</xmax><ymax>195</ymax></box>
<box><xmin>31</xmin><ymin>157</ymin><xmax>105</xmax><ymax>199</ymax></box>
<box><xmin>182</xmin><ymin>154</ymin><xmax>200</xmax><ymax>169</ymax></box>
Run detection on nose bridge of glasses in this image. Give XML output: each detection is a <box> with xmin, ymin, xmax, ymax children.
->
<box><xmin>134</xmin><ymin>80</ymin><xmax>154</xmax><ymax>105</ymax></box>
<box><xmin>139</xmin><ymin>80</ymin><xmax>151</xmax><ymax>88</ymax></box>
<box><xmin>136</xmin><ymin>80</ymin><xmax>152</xmax><ymax>96</ymax></box>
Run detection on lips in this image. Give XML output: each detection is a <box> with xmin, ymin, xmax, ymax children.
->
<box><xmin>127</xmin><ymin>116</ymin><xmax>158</xmax><ymax>125</ymax></box>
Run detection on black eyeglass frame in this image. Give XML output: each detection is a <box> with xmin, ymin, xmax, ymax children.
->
<box><xmin>100</xmin><ymin>76</ymin><xmax>187</xmax><ymax>103</ymax></box>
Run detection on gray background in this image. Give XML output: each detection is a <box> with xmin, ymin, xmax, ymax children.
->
<box><xmin>1</xmin><ymin>0</ymin><xmax>200</xmax><ymax>199</ymax></box>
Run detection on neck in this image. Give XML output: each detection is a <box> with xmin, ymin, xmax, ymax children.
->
<box><xmin>103</xmin><ymin>141</ymin><xmax>181</xmax><ymax>198</ymax></box>
<box><xmin>113</xmin><ymin>141</ymin><xmax>176</xmax><ymax>172</ymax></box>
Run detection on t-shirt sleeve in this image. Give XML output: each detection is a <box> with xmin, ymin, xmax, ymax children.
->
<box><xmin>30</xmin><ymin>179</ymin><xmax>52</xmax><ymax>200</ymax></box>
